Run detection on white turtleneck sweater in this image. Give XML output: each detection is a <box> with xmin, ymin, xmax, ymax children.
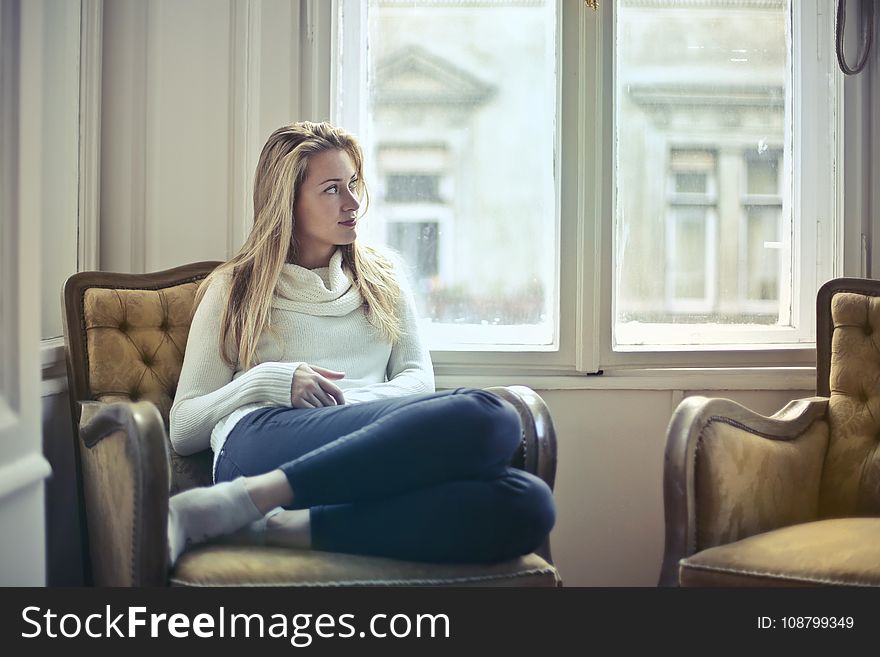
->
<box><xmin>168</xmin><ymin>249</ymin><xmax>435</xmax><ymax>477</ymax></box>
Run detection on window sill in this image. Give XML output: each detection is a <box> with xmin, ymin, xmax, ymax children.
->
<box><xmin>435</xmin><ymin>366</ymin><xmax>816</xmax><ymax>391</ymax></box>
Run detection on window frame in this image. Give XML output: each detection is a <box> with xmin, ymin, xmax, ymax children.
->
<box><xmin>326</xmin><ymin>0</ymin><xmax>857</xmax><ymax>384</ymax></box>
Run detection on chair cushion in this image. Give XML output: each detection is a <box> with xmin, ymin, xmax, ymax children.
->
<box><xmin>171</xmin><ymin>546</ymin><xmax>559</xmax><ymax>587</ymax></box>
<box><xmin>680</xmin><ymin>518</ymin><xmax>880</xmax><ymax>586</ymax></box>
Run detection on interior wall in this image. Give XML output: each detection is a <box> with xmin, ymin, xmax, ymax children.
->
<box><xmin>35</xmin><ymin>0</ymin><xmax>832</xmax><ymax>588</ymax></box>
<box><xmin>100</xmin><ymin>0</ymin><xmax>302</xmax><ymax>273</ymax></box>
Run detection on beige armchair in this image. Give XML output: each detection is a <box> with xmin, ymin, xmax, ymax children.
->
<box><xmin>62</xmin><ymin>262</ymin><xmax>561</xmax><ymax>587</ymax></box>
<box><xmin>660</xmin><ymin>277</ymin><xmax>880</xmax><ymax>586</ymax></box>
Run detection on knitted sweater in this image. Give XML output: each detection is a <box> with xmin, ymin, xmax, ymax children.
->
<box><xmin>168</xmin><ymin>248</ymin><xmax>435</xmax><ymax>475</ymax></box>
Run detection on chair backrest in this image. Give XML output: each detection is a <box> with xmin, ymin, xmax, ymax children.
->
<box><xmin>62</xmin><ymin>262</ymin><xmax>222</xmax><ymax>495</ymax></box>
<box><xmin>816</xmin><ymin>277</ymin><xmax>880</xmax><ymax>517</ymax></box>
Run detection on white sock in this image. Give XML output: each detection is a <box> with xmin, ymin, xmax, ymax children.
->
<box><xmin>167</xmin><ymin>477</ymin><xmax>263</xmax><ymax>565</ymax></box>
<box><xmin>215</xmin><ymin>506</ymin><xmax>285</xmax><ymax>547</ymax></box>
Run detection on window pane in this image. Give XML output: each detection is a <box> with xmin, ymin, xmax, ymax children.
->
<box><xmin>352</xmin><ymin>0</ymin><xmax>558</xmax><ymax>348</ymax></box>
<box><xmin>614</xmin><ymin>0</ymin><xmax>790</xmax><ymax>345</ymax></box>
<box><xmin>746</xmin><ymin>153</ymin><xmax>780</xmax><ymax>195</ymax></box>
<box><xmin>669</xmin><ymin>209</ymin><xmax>708</xmax><ymax>301</ymax></box>
<box><xmin>745</xmin><ymin>206</ymin><xmax>781</xmax><ymax>302</ymax></box>
<box><xmin>675</xmin><ymin>173</ymin><xmax>707</xmax><ymax>195</ymax></box>
<box><xmin>387</xmin><ymin>221</ymin><xmax>439</xmax><ymax>289</ymax></box>
<box><xmin>386</xmin><ymin>174</ymin><xmax>441</xmax><ymax>203</ymax></box>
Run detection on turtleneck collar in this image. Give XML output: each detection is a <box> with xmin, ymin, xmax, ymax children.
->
<box><xmin>273</xmin><ymin>248</ymin><xmax>363</xmax><ymax>316</ymax></box>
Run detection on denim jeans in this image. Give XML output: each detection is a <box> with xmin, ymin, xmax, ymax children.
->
<box><xmin>214</xmin><ymin>388</ymin><xmax>555</xmax><ymax>563</ymax></box>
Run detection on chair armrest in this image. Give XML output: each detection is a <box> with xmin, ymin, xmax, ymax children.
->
<box><xmin>485</xmin><ymin>386</ymin><xmax>559</xmax><ymax>567</ymax></box>
<box><xmin>659</xmin><ymin>396</ymin><xmax>830</xmax><ymax>587</ymax></box>
<box><xmin>78</xmin><ymin>400</ymin><xmax>170</xmax><ymax>586</ymax></box>
<box><xmin>485</xmin><ymin>386</ymin><xmax>558</xmax><ymax>492</ymax></box>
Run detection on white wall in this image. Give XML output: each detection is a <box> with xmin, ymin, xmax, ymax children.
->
<box><xmin>101</xmin><ymin>0</ymin><xmax>306</xmax><ymax>273</ymax></box>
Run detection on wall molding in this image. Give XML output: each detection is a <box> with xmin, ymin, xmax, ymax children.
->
<box><xmin>300</xmin><ymin>0</ymin><xmax>333</xmax><ymax>121</ymax></box>
<box><xmin>0</xmin><ymin>0</ymin><xmax>21</xmax><ymax>410</ymax></box>
<box><xmin>228</xmin><ymin>0</ymin><xmax>262</xmax><ymax>257</ymax></box>
<box><xmin>78</xmin><ymin>0</ymin><xmax>102</xmax><ymax>273</ymax></box>
<box><xmin>133</xmin><ymin>0</ymin><xmax>149</xmax><ymax>273</ymax></box>
<box><xmin>0</xmin><ymin>452</ymin><xmax>52</xmax><ymax>502</ymax></box>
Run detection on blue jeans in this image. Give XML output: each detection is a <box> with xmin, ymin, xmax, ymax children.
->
<box><xmin>214</xmin><ymin>388</ymin><xmax>556</xmax><ymax>563</ymax></box>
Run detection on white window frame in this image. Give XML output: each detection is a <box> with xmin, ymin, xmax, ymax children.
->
<box><xmin>603</xmin><ymin>0</ymin><xmax>846</xmax><ymax>367</ymax></box>
<box><xmin>315</xmin><ymin>0</ymin><xmax>860</xmax><ymax>387</ymax></box>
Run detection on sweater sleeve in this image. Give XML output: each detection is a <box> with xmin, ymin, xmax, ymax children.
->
<box><xmin>169</xmin><ymin>278</ymin><xmax>299</xmax><ymax>455</ymax></box>
<box><xmin>342</xmin><ymin>269</ymin><xmax>435</xmax><ymax>404</ymax></box>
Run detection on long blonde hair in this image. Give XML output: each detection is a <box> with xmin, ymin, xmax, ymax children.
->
<box><xmin>194</xmin><ymin>121</ymin><xmax>402</xmax><ymax>370</ymax></box>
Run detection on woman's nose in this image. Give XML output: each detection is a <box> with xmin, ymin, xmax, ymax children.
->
<box><xmin>343</xmin><ymin>188</ymin><xmax>360</xmax><ymax>211</ymax></box>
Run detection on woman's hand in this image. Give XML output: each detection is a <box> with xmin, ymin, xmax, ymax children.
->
<box><xmin>290</xmin><ymin>364</ymin><xmax>346</xmax><ymax>408</ymax></box>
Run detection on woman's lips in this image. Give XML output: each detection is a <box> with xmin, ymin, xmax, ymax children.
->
<box><xmin>338</xmin><ymin>219</ymin><xmax>357</xmax><ymax>227</ymax></box>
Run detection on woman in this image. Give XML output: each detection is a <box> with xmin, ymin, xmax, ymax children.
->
<box><xmin>167</xmin><ymin>121</ymin><xmax>555</xmax><ymax>566</ymax></box>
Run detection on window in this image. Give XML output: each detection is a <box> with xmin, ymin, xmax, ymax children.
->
<box><xmin>612</xmin><ymin>0</ymin><xmax>837</xmax><ymax>352</ymax></box>
<box><xmin>665</xmin><ymin>149</ymin><xmax>718</xmax><ymax>313</ymax></box>
<box><xmin>337</xmin><ymin>0</ymin><xmax>558</xmax><ymax>351</ymax></box>
<box><xmin>334</xmin><ymin>0</ymin><xmax>843</xmax><ymax>375</ymax></box>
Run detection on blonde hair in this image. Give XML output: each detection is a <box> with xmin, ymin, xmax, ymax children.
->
<box><xmin>194</xmin><ymin>121</ymin><xmax>402</xmax><ymax>370</ymax></box>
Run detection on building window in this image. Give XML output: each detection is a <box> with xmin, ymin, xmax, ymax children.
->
<box><xmin>385</xmin><ymin>174</ymin><xmax>442</xmax><ymax>203</ymax></box>
<box><xmin>665</xmin><ymin>149</ymin><xmax>718</xmax><ymax>314</ymax></box>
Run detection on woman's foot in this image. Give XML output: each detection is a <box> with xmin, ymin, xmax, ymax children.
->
<box><xmin>265</xmin><ymin>509</ymin><xmax>312</xmax><ymax>550</ymax></box>
<box><xmin>167</xmin><ymin>477</ymin><xmax>264</xmax><ymax>564</ymax></box>
<box><xmin>213</xmin><ymin>506</ymin><xmax>286</xmax><ymax>546</ymax></box>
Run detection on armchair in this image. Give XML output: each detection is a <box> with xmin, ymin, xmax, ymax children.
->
<box><xmin>62</xmin><ymin>261</ymin><xmax>560</xmax><ymax>587</ymax></box>
<box><xmin>660</xmin><ymin>277</ymin><xmax>880</xmax><ymax>586</ymax></box>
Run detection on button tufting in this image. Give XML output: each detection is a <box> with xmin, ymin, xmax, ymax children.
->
<box><xmin>865</xmin><ymin>324</ymin><xmax>874</xmax><ymax>337</ymax></box>
<box><xmin>118</xmin><ymin>321</ymin><xmax>129</xmax><ymax>332</ymax></box>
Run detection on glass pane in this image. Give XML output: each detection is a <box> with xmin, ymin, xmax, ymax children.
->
<box><xmin>615</xmin><ymin>0</ymin><xmax>790</xmax><ymax>344</ymax></box>
<box><xmin>745</xmin><ymin>206</ymin><xmax>781</xmax><ymax>301</ymax></box>
<box><xmin>386</xmin><ymin>174</ymin><xmax>441</xmax><ymax>203</ymax></box>
<box><xmin>675</xmin><ymin>173</ymin><xmax>707</xmax><ymax>195</ymax></box>
<box><xmin>669</xmin><ymin>209</ymin><xmax>707</xmax><ymax>300</ymax></box>
<box><xmin>356</xmin><ymin>0</ymin><xmax>558</xmax><ymax>347</ymax></box>
<box><xmin>746</xmin><ymin>153</ymin><xmax>780</xmax><ymax>195</ymax></box>
<box><xmin>387</xmin><ymin>221</ymin><xmax>439</xmax><ymax>290</ymax></box>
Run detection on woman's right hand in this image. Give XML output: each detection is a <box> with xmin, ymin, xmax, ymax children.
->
<box><xmin>290</xmin><ymin>364</ymin><xmax>346</xmax><ymax>408</ymax></box>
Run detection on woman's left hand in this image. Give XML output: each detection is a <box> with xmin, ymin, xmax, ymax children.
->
<box><xmin>290</xmin><ymin>364</ymin><xmax>346</xmax><ymax>408</ymax></box>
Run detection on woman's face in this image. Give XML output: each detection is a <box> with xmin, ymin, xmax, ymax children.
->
<box><xmin>292</xmin><ymin>148</ymin><xmax>361</xmax><ymax>265</ymax></box>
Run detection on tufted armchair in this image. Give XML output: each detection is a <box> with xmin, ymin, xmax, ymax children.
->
<box><xmin>62</xmin><ymin>262</ymin><xmax>561</xmax><ymax>587</ymax></box>
<box><xmin>659</xmin><ymin>277</ymin><xmax>880</xmax><ymax>586</ymax></box>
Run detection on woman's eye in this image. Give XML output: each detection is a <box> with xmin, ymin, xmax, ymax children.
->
<box><xmin>348</xmin><ymin>180</ymin><xmax>358</xmax><ymax>190</ymax></box>
<box><xmin>325</xmin><ymin>185</ymin><xmax>338</xmax><ymax>194</ymax></box>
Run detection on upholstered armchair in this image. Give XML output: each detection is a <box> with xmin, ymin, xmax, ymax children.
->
<box><xmin>659</xmin><ymin>278</ymin><xmax>880</xmax><ymax>587</ymax></box>
<box><xmin>62</xmin><ymin>262</ymin><xmax>561</xmax><ymax>587</ymax></box>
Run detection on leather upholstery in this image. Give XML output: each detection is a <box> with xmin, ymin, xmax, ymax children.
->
<box><xmin>83</xmin><ymin>282</ymin><xmax>214</xmax><ymax>493</ymax></box>
<box><xmin>661</xmin><ymin>278</ymin><xmax>880</xmax><ymax>587</ymax></box>
<box><xmin>681</xmin><ymin>518</ymin><xmax>880</xmax><ymax>586</ymax></box>
<box><xmin>694</xmin><ymin>417</ymin><xmax>829</xmax><ymax>551</ymax></box>
<box><xmin>820</xmin><ymin>292</ymin><xmax>880</xmax><ymax>517</ymax></box>
<box><xmin>172</xmin><ymin>547</ymin><xmax>559</xmax><ymax>587</ymax></box>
